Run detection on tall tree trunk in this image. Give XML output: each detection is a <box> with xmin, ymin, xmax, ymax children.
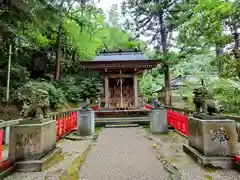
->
<box><xmin>232</xmin><ymin>23</ymin><xmax>240</xmax><ymax>79</ymax></box>
<box><xmin>55</xmin><ymin>21</ymin><xmax>62</xmax><ymax>80</ymax></box>
<box><xmin>159</xmin><ymin>12</ymin><xmax>171</xmax><ymax>105</ymax></box>
<box><xmin>215</xmin><ymin>44</ymin><xmax>224</xmax><ymax>75</ymax></box>
<box><xmin>233</xmin><ymin>23</ymin><xmax>240</xmax><ymax>59</ymax></box>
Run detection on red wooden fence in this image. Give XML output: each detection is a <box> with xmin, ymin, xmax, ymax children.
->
<box><xmin>56</xmin><ymin>111</ymin><xmax>77</xmax><ymax>140</ymax></box>
<box><xmin>167</xmin><ymin>109</ymin><xmax>188</xmax><ymax>137</ymax></box>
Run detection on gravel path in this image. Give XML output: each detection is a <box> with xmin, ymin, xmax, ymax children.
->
<box><xmin>79</xmin><ymin>127</ymin><xmax>169</xmax><ymax>180</ymax></box>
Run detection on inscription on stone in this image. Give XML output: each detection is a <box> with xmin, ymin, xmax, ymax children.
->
<box><xmin>15</xmin><ymin>133</ymin><xmax>34</xmax><ymax>147</ymax></box>
<box><xmin>210</xmin><ymin>127</ymin><xmax>229</xmax><ymax>142</ymax></box>
<box><xmin>81</xmin><ymin>116</ymin><xmax>88</xmax><ymax>122</ymax></box>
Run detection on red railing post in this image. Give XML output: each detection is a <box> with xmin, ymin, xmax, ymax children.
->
<box><xmin>0</xmin><ymin>129</ymin><xmax>3</xmax><ymax>166</ymax></box>
<box><xmin>74</xmin><ymin>111</ymin><xmax>77</xmax><ymax>129</ymax></box>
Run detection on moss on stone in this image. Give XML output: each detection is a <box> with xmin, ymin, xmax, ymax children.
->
<box><xmin>202</xmin><ymin>167</ymin><xmax>217</xmax><ymax>173</ymax></box>
<box><xmin>2</xmin><ymin>145</ymin><xmax>7</xmax><ymax>151</ymax></box>
<box><xmin>57</xmin><ymin>139</ymin><xmax>66</xmax><ymax>144</ymax></box>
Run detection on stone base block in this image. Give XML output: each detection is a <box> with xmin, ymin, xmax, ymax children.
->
<box><xmin>188</xmin><ymin>117</ymin><xmax>237</xmax><ymax>156</ymax></box>
<box><xmin>9</xmin><ymin>119</ymin><xmax>57</xmax><ymax>162</ymax></box>
<box><xmin>183</xmin><ymin>145</ymin><xmax>234</xmax><ymax>169</ymax></box>
<box><xmin>15</xmin><ymin>147</ymin><xmax>62</xmax><ymax>172</ymax></box>
<box><xmin>77</xmin><ymin>110</ymin><xmax>95</xmax><ymax>136</ymax></box>
<box><xmin>150</xmin><ymin>108</ymin><xmax>168</xmax><ymax>134</ymax></box>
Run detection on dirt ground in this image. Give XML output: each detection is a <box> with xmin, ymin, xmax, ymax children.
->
<box><xmin>0</xmin><ymin>104</ymin><xmax>22</xmax><ymax>121</ymax></box>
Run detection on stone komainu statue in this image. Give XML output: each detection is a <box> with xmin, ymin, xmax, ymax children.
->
<box><xmin>193</xmin><ymin>87</ymin><xmax>219</xmax><ymax>115</ymax></box>
<box><xmin>19</xmin><ymin>86</ymin><xmax>50</xmax><ymax>119</ymax></box>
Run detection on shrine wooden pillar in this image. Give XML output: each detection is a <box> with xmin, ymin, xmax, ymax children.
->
<box><xmin>104</xmin><ymin>75</ymin><xmax>109</xmax><ymax>108</ymax></box>
<box><xmin>133</xmin><ymin>73</ymin><xmax>139</xmax><ymax>108</ymax></box>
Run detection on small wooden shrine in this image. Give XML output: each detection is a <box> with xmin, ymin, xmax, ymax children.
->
<box><xmin>81</xmin><ymin>49</ymin><xmax>168</xmax><ymax>110</ymax></box>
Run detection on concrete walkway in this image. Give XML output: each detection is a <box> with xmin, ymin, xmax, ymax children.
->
<box><xmin>79</xmin><ymin>127</ymin><xmax>169</xmax><ymax>180</ymax></box>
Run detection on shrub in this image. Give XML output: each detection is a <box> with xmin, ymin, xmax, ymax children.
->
<box><xmin>17</xmin><ymin>80</ymin><xmax>66</xmax><ymax>109</ymax></box>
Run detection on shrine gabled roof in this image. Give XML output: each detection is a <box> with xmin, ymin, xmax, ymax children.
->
<box><xmin>93</xmin><ymin>49</ymin><xmax>150</xmax><ymax>62</ymax></box>
<box><xmin>80</xmin><ymin>49</ymin><xmax>164</xmax><ymax>70</ymax></box>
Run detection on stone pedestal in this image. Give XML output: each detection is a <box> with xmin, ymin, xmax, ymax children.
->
<box><xmin>183</xmin><ymin>117</ymin><xmax>238</xmax><ymax>169</ymax></box>
<box><xmin>8</xmin><ymin>118</ymin><xmax>61</xmax><ymax>172</ymax></box>
<box><xmin>150</xmin><ymin>108</ymin><xmax>168</xmax><ymax>134</ymax></box>
<box><xmin>77</xmin><ymin>110</ymin><xmax>95</xmax><ymax>136</ymax></box>
<box><xmin>193</xmin><ymin>113</ymin><xmax>226</xmax><ymax>120</ymax></box>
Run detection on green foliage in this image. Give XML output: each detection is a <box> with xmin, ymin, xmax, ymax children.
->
<box><xmin>0</xmin><ymin>0</ymin><xmax>239</xmax><ymax>116</ymax></box>
<box><xmin>0</xmin><ymin>0</ymin><xmax>142</xmax><ymax>111</ymax></box>
<box><xmin>78</xmin><ymin>77</ymin><xmax>103</xmax><ymax>100</ymax></box>
<box><xmin>207</xmin><ymin>79</ymin><xmax>240</xmax><ymax>115</ymax></box>
<box><xmin>17</xmin><ymin>81</ymin><xmax>66</xmax><ymax>109</ymax></box>
<box><xmin>56</xmin><ymin>75</ymin><xmax>103</xmax><ymax>103</ymax></box>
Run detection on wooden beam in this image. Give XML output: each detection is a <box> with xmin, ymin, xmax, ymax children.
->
<box><xmin>108</xmin><ymin>74</ymin><xmax>133</xmax><ymax>78</ymax></box>
<box><xmin>104</xmin><ymin>76</ymin><xmax>109</xmax><ymax>108</ymax></box>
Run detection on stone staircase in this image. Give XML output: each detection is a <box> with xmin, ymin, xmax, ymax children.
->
<box><xmin>95</xmin><ymin>109</ymin><xmax>151</xmax><ymax>126</ymax></box>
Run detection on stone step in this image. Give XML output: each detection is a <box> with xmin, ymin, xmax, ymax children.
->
<box><xmin>95</xmin><ymin>116</ymin><xmax>150</xmax><ymax>123</ymax></box>
<box><xmin>105</xmin><ymin>124</ymin><xmax>139</xmax><ymax>128</ymax></box>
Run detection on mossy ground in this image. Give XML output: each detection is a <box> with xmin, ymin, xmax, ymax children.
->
<box><xmin>43</xmin><ymin>151</ymin><xmax>65</xmax><ymax>171</ymax></box>
<box><xmin>202</xmin><ymin>167</ymin><xmax>216</xmax><ymax>173</ymax></box>
<box><xmin>95</xmin><ymin>126</ymin><xmax>104</xmax><ymax>133</ymax></box>
<box><xmin>60</xmin><ymin>145</ymin><xmax>91</xmax><ymax>180</ymax></box>
<box><xmin>204</xmin><ymin>174</ymin><xmax>213</xmax><ymax>180</ymax></box>
<box><xmin>60</xmin><ymin>126</ymin><xmax>103</xmax><ymax>180</ymax></box>
<box><xmin>57</xmin><ymin>138</ymin><xmax>66</xmax><ymax>144</ymax></box>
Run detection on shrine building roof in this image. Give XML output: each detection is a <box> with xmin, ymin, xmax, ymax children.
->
<box><xmin>80</xmin><ymin>49</ymin><xmax>164</xmax><ymax>71</ymax></box>
<box><xmin>93</xmin><ymin>49</ymin><xmax>150</xmax><ymax>62</ymax></box>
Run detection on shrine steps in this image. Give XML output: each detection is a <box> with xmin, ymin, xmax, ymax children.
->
<box><xmin>105</xmin><ymin>124</ymin><xmax>139</xmax><ymax>128</ymax></box>
<box><xmin>94</xmin><ymin>108</ymin><xmax>151</xmax><ymax>125</ymax></box>
<box><xmin>95</xmin><ymin>116</ymin><xmax>150</xmax><ymax>125</ymax></box>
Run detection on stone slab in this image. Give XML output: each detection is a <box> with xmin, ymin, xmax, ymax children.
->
<box><xmin>77</xmin><ymin>110</ymin><xmax>95</xmax><ymax>136</ymax></box>
<box><xmin>15</xmin><ymin>147</ymin><xmax>62</xmax><ymax>172</ymax></box>
<box><xmin>183</xmin><ymin>144</ymin><xmax>234</xmax><ymax>169</ymax></box>
<box><xmin>188</xmin><ymin>117</ymin><xmax>237</xmax><ymax>156</ymax></box>
<box><xmin>193</xmin><ymin>113</ymin><xmax>226</xmax><ymax>120</ymax></box>
<box><xmin>150</xmin><ymin>108</ymin><xmax>168</xmax><ymax>134</ymax></box>
<box><xmin>9</xmin><ymin>119</ymin><xmax>57</xmax><ymax>162</ymax></box>
<box><xmin>105</xmin><ymin>124</ymin><xmax>139</xmax><ymax>128</ymax></box>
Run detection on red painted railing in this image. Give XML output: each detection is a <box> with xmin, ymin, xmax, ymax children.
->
<box><xmin>144</xmin><ymin>104</ymin><xmax>153</xmax><ymax>109</ymax></box>
<box><xmin>56</xmin><ymin>111</ymin><xmax>77</xmax><ymax>140</ymax></box>
<box><xmin>167</xmin><ymin>109</ymin><xmax>188</xmax><ymax>137</ymax></box>
<box><xmin>91</xmin><ymin>105</ymin><xmax>100</xmax><ymax>111</ymax></box>
<box><xmin>0</xmin><ymin>129</ymin><xmax>11</xmax><ymax>172</ymax></box>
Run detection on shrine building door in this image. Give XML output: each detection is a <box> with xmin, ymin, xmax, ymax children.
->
<box><xmin>108</xmin><ymin>77</ymin><xmax>134</xmax><ymax>109</ymax></box>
